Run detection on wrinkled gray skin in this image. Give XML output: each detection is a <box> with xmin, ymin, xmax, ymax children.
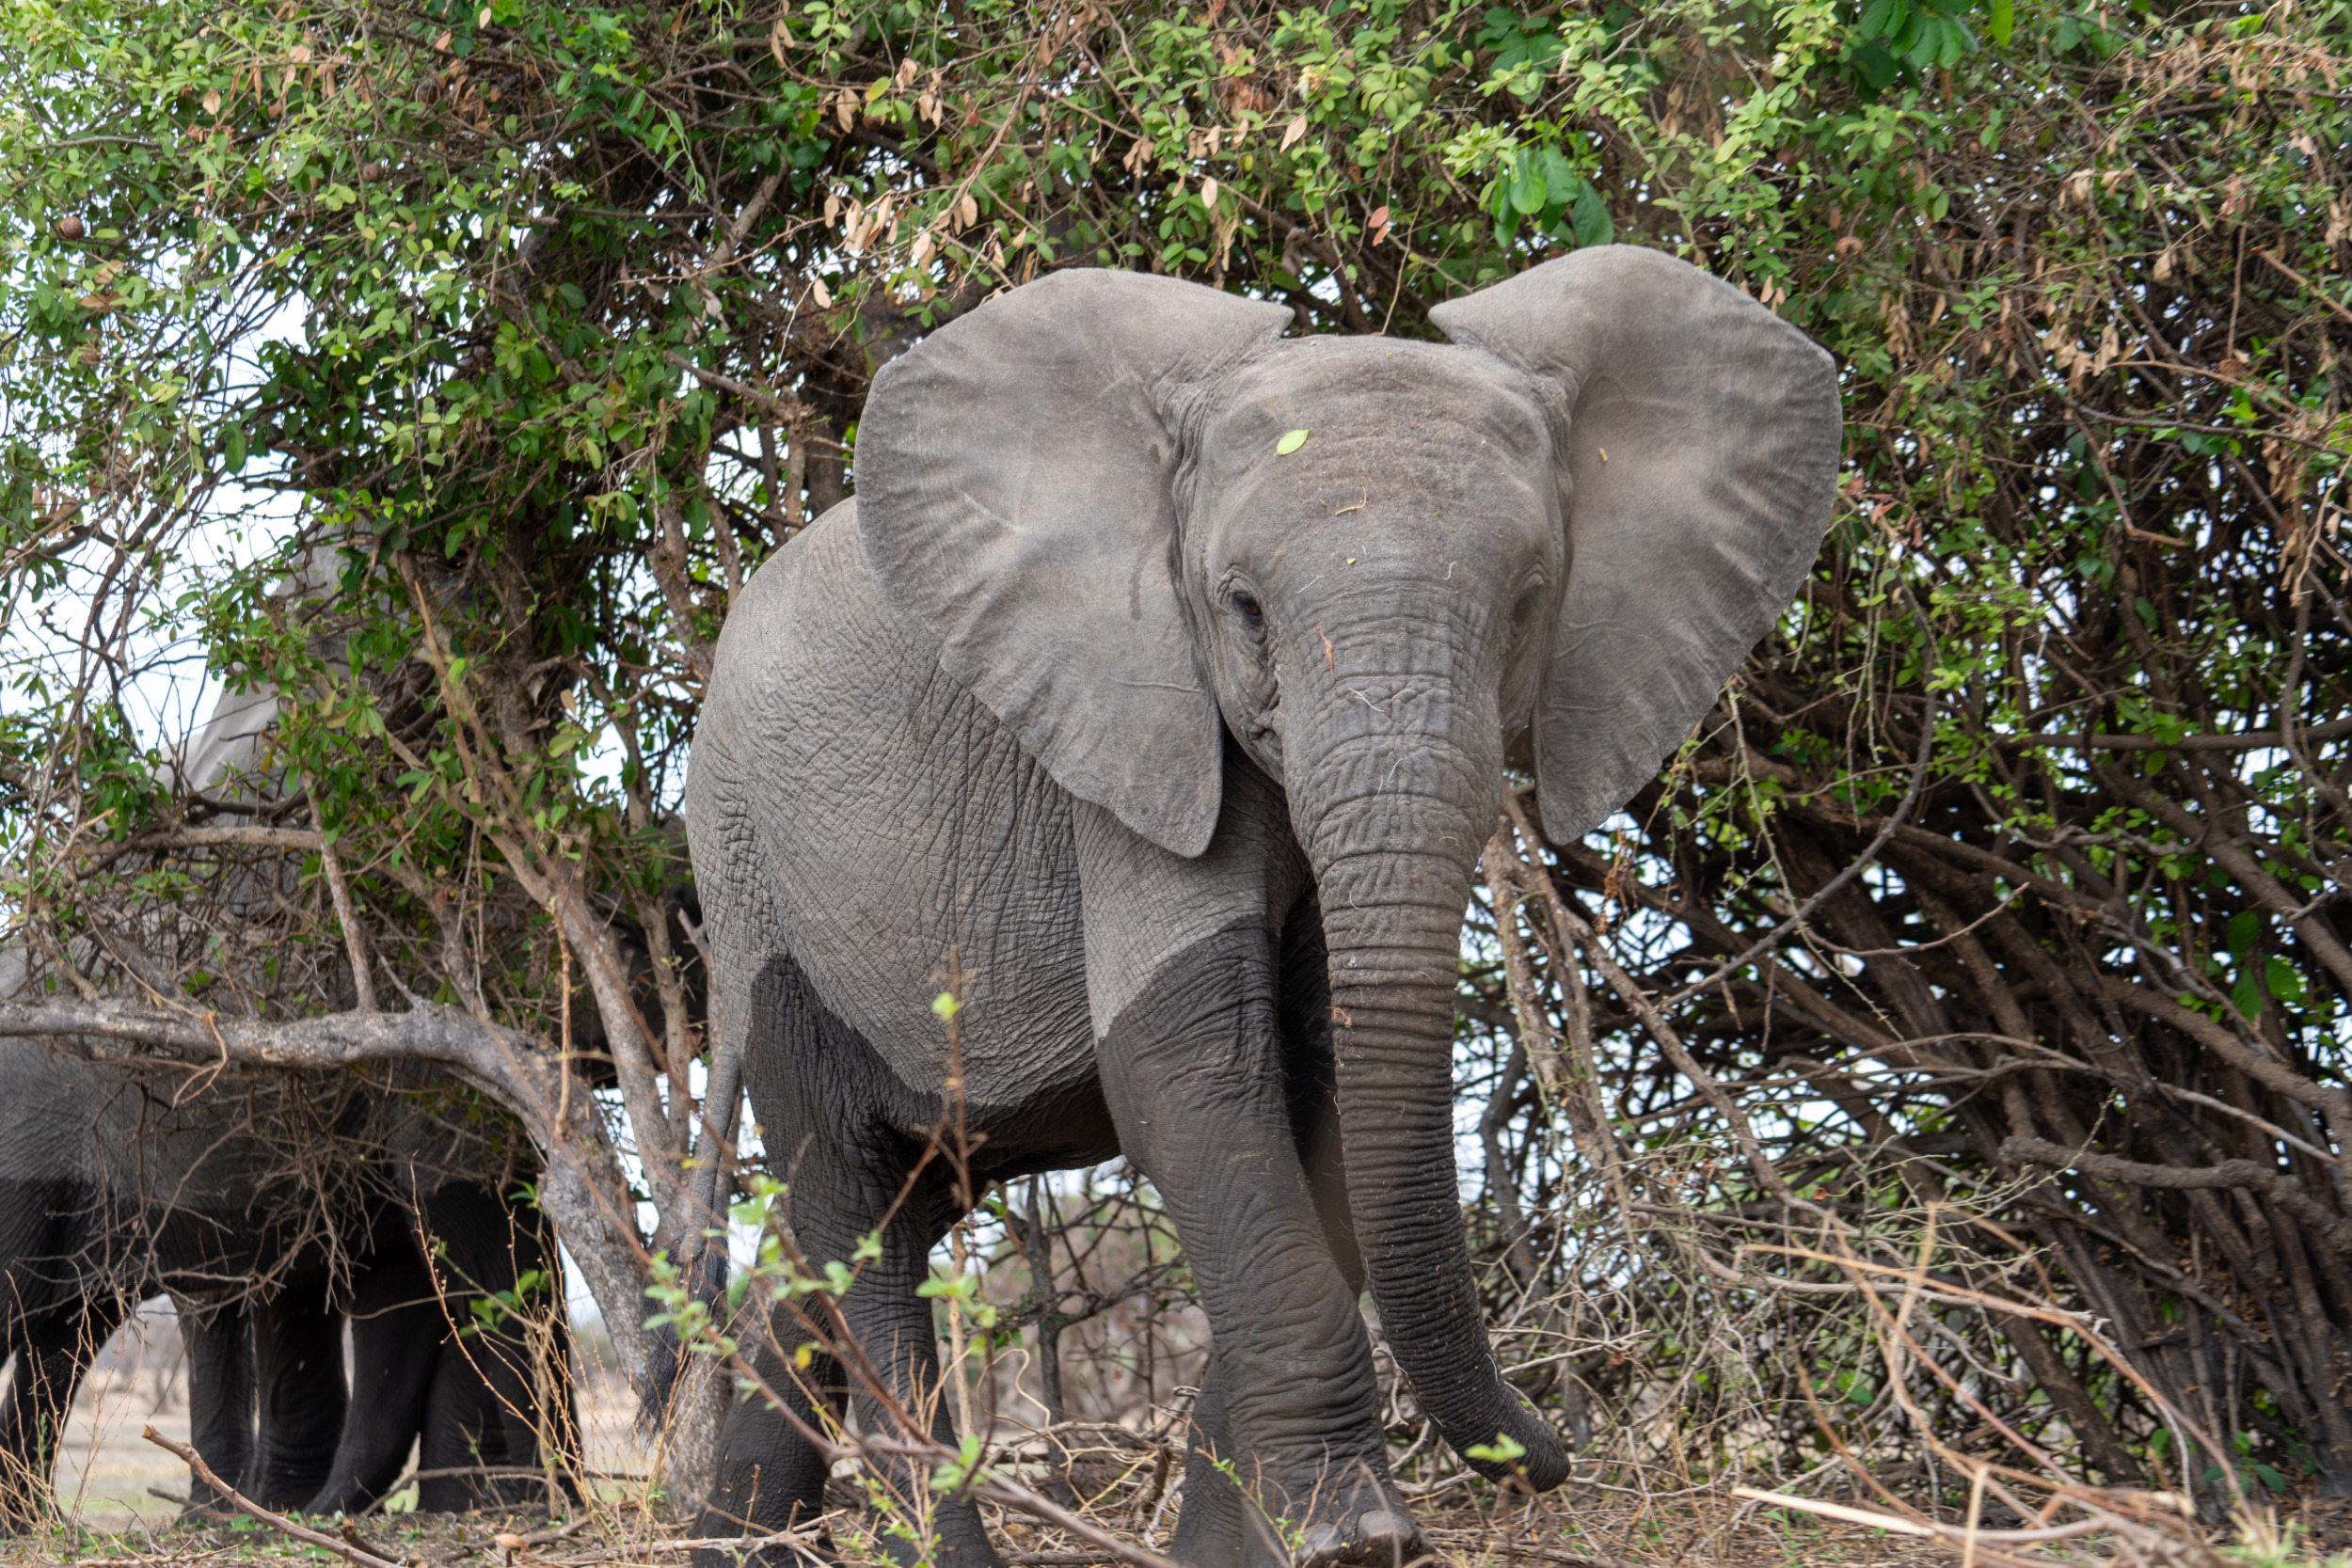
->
<box><xmin>0</xmin><ymin>1045</ymin><xmax>566</xmax><ymax>1527</ymax></box>
<box><xmin>685</xmin><ymin>248</ymin><xmax>1840</xmax><ymax>1568</ymax></box>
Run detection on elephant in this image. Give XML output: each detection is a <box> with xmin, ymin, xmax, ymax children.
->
<box><xmin>176</xmin><ymin>1180</ymin><xmax>574</xmax><ymax>1519</ymax></box>
<box><xmin>680</xmin><ymin>246</ymin><xmax>1839</xmax><ymax>1567</ymax></box>
<box><xmin>0</xmin><ymin>1040</ymin><xmax>572</xmax><ymax>1528</ymax></box>
<box><xmin>299</xmin><ymin>1172</ymin><xmax>576</xmax><ymax>1516</ymax></box>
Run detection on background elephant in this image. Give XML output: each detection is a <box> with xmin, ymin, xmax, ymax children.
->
<box><xmin>0</xmin><ymin>1040</ymin><xmax>570</xmax><ymax>1528</ymax></box>
<box><xmin>300</xmin><ymin>1174</ymin><xmax>576</xmax><ymax>1515</ymax></box>
<box><xmin>682</xmin><ymin>248</ymin><xmax>1837</xmax><ymax>1567</ymax></box>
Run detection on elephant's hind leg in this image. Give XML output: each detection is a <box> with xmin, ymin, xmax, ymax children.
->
<box><xmin>179</xmin><ymin>1296</ymin><xmax>256</xmax><ymax>1515</ymax></box>
<box><xmin>697</xmin><ymin>953</ymin><xmax>998</xmax><ymax>1568</ymax></box>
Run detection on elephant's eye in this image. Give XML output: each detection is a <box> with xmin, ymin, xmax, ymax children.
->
<box><xmin>1229</xmin><ymin>589</ymin><xmax>1264</xmax><ymax>626</ymax></box>
<box><xmin>1511</xmin><ymin>578</ymin><xmax>1547</xmax><ymax>638</ymax></box>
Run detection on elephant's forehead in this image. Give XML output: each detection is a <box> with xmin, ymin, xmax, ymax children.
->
<box><xmin>1209</xmin><ymin>337</ymin><xmax>1555</xmax><ymax>461</ymax></box>
<box><xmin>1193</xmin><ymin>340</ymin><xmax>1560</xmax><ymax>556</ymax></box>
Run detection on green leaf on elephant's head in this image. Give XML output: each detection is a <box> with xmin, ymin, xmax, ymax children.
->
<box><xmin>1276</xmin><ymin>428</ymin><xmax>1311</xmax><ymax>455</ymax></box>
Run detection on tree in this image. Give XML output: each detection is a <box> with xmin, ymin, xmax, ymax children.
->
<box><xmin>2</xmin><ymin>0</ymin><xmax>2345</xmax><ymax>1519</ymax></box>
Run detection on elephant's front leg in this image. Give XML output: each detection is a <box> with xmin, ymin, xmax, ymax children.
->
<box><xmin>1096</xmin><ymin>925</ymin><xmax>1418</xmax><ymax>1568</ymax></box>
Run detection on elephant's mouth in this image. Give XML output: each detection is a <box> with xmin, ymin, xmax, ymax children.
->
<box><xmin>1239</xmin><ymin>695</ymin><xmax>1282</xmax><ymax>768</ymax></box>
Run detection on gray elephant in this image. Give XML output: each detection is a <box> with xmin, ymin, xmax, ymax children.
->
<box><xmin>0</xmin><ymin>1042</ymin><xmax>568</xmax><ymax>1528</ymax></box>
<box><xmin>178</xmin><ymin>1179</ymin><xmax>573</xmax><ymax>1519</ymax></box>
<box><xmin>682</xmin><ymin>247</ymin><xmax>1839</xmax><ymax>1566</ymax></box>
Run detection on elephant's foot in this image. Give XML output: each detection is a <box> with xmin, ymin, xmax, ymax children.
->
<box><xmin>1293</xmin><ymin>1507</ymin><xmax>1428</xmax><ymax>1568</ymax></box>
<box><xmin>872</xmin><ymin>1498</ymin><xmax>1000</xmax><ymax>1568</ymax></box>
<box><xmin>1194</xmin><ymin>1462</ymin><xmax>1423</xmax><ymax>1568</ymax></box>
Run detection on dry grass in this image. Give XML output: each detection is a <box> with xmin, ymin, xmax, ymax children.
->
<box><xmin>16</xmin><ymin>1475</ymin><xmax>2352</xmax><ymax>1568</ymax></box>
<box><xmin>19</xmin><ymin>1309</ymin><xmax>2352</xmax><ymax>1568</ymax></box>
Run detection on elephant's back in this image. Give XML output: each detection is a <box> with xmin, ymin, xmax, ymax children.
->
<box><xmin>0</xmin><ymin>1046</ymin><xmax>446</xmax><ymax>1307</ymax></box>
<box><xmin>689</xmin><ymin>503</ymin><xmax>1096</xmax><ymax>1110</ymax></box>
<box><xmin>0</xmin><ymin>1045</ymin><xmax>318</xmax><ymax>1304</ymax></box>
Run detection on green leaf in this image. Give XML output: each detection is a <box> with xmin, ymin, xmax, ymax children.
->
<box><xmin>1986</xmin><ymin>0</ymin><xmax>2013</xmax><ymax>46</ymax></box>
<box><xmin>1569</xmin><ymin>182</ymin><xmax>1613</xmax><ymax>246</ymax></box>
<box><xmin>1276</xmin><ymin>428</ymin><xmax>1311</xmax><ymax>455</ymax></box>
<box><xmin>2266</xmin><ymin>957</ymin><xmax>2306</xmax><ymax>1010</ymax></box>
<box><xmin>2227</xmin><ymin>910</ymin><xmax>2260</xmax><ymax>963</ymax></box>
<box><xmin>1507</xmin><ymin>151</ymin><xmax>1547</xmax><ymax>214</ymax></box>
<box><xmin>1465</xmin><ymin>1432</ymin><xmax>1527</xmax><ymax>1465</ymax></box>
<box><xmin>225</xmin><ymin>423</ymin><xmax>247</xmax><ymax>472</ymax></box>
<box><xmin>1539</xmin><ymin>147</ymin><xmax>1576</xmax><ymax>209</ymax></box>
<box><xmin>2232</xmin><ymin>970</ymin><xmax>2265</xmax><ymax>1022</ymax></box>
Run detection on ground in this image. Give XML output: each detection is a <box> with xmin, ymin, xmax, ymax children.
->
<box><xmin>20</xmin><ymin>1307</ymin><xmax>2349</xmax><ymax>1568</ymax></box>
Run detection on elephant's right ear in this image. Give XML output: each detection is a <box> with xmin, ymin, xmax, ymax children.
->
<box><xmin>855</xmin><ymin>270</ymin><xmax>1291</xmax><ymax>858</ymax></box>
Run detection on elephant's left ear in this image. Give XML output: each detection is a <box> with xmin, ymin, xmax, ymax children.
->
<box><xmin>856</xmin><ymin>270</ymin><xmax>1292</xmax><ymax>857</ymax></box>
<box><xmin>1430</xmin><ymin>246</ymin><xmax>1842</xmax><ymax>845</ymax></box>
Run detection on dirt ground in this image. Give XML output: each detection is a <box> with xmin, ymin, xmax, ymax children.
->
<box><xmin>16</xmin><ymin>1493</ymin><xmax>2338</xmax><ymax>1568</ymax></box>
<box><xmin>22</xmin><ymin>1307</ymin><xmax>2351</xmax><ymax>1568</ymax></box>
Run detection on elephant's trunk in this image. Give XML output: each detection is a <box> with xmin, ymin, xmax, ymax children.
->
<box><xmin>1290</xmin><ymin>699</ymin><xmax>1569</xmax><ymax>1491</ymax></box>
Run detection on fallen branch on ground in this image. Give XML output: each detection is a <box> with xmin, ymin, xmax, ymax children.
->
<box><xmin>141</xmin><ymin>1426</ymin><xmax>405</xmax><ymax>1568</ymax></box>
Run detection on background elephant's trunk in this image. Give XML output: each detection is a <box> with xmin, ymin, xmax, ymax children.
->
<box><xmin>1291</xmin><ymin>700</ymin><xmax>1570</xmax><ymax>1490</ymax></box>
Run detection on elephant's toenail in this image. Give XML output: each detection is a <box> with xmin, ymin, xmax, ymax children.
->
<box><xmin>1297</xmin><ymin>1523</ymin><xmax>1347</xmax><ymax>1561</ymax></box>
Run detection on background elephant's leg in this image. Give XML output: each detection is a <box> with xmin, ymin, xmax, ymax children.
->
<box><xmin>417</xmin><ymin>1341</ymin><xmax>504</xmax><ymax>1512</ymax></box>
<box><xmin>249</xmin><ymin>1276</ymin><xmax>347</xmax><ymax>1508</ymax></box>
<box><xmin>410</xmin><ymin>1181</ymin><xmax>569</xmax><ymax>1506</ymax></box>
<box><xmin>0</xmin><ymin>1296</ymin><xmax>124</xmax><ymax>1529</ymax></box>
<box><xmin>307</xmin><ymin>1246</ymin><xmax>440</xmax><ymax>1515</ymax></box>
<box><xmin>1169</xmin><ymin>1355</ymin><xmax>1248</xmax><ymax>1568</ymax></box>
<box><xmin>1097</xmin><ymin>927</ymin><xmax>1410</xmax><ymax>1568</ymax></box>
<box><xmin>178</xmin><ymin>1297</ymin><xmax>255</xmax><ymax>1513</ymax></box>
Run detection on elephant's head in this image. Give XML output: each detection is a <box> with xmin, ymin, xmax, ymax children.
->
<box><xmin>856</xmin><ymin>248</ymin><xmax>1840</xmax><ymax>1488</ymax></box>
